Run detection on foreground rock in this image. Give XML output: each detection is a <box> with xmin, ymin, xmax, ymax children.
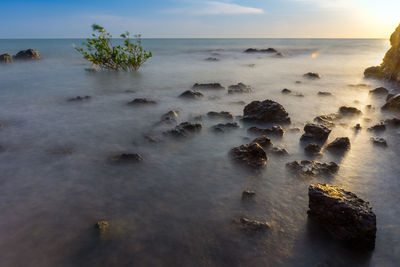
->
<box><xmin>308</xmin><ymin>184</ymin><xmax>376</xmax><ymax>250</ymax></box>
<box><xmin>68</xmin><ymin>96</ymin><xmax>91</xmax><ymax>102</ymax></box>
<box><xmin>0</xmin><ymin>54</ymin><xmax>12</xmax><ymax>63</ymax></box>
<box><xmin>303</xmin><ymin>72</ymin><xmax>321</xmax><ymax>79</ymax></box>
<box><xmin>269</xmin><ymin>147</ymin><xmax>289</xmax><ymax>156</ymax></box>
<box><xmin>300</xmin><ymin>123</ymin><xmax>331</xmax><ymax>142</ymax></box>
<box><xmin>339</xmin><ymin>106</ymin><xmax>362</xmax><ymax>116</ymax></box>
<box><xmin>364</xmin><ymin>23</ymin><xmax>400</xmax><ymax>85</ymax></box>
<box><xmin>207</xmin><ymin>111</ymin><xmax>234</xmax><ymax>120</ymax></box>
<box><xmin>164</xmin><ymin>122</ymin><xmax>202</xmax><ymax>137</ymax></box>
<box><xmin>14</xmin><ymin>49</ymin><xmax>41</xmax><ymax>60</ymax></box>
<box><xmin>243</xmin><ymin>100</ymin><xmax>290</xmax><ymax>123</ymax></box>
<box><xmin>179</xmin><ymin>90</ymin><xmax>204</xmax><ymax>99</ymax></box>
<box><xmin>231</xmin><ymin>143</ymin><xmax>267</xmax><ymax>168</ymax></box>
<box><xmin>369</xmin><ymin>87</ymin><xmax>388</xmax><ymax>96</ymax></box>
<box><xmin>128</xmin><ymin>98</ymin><xmax>156</xmax><ymax>105</ymax></box>
<box><xmin>286</xmin><ymin>160</ymin><xmax>339</xmax><ymax>176</ymax></box>
<box><xmin>370</xmin><ymin>137</ymin><xmax>387</xmax><ymax>147</ymax></box>
<box><xmin>326</xmin><ymin>137</ymin><xmax>351</xmax><ymax>152</ymax></box>
<box><xmin>228</xmin><ymin>83</ymin><xmax>252</xmax><ymax>94</ymax></box>
<box><xmin>234</xmin><ymin>217</ymin><xmax>270</xmax><ymax>232</ymax></box>
<box><xmin>212</xmin><ymin>122</ymin><xmax>239</xmax><ymax>133</ymax></box>
<box><xmin>248</xmin><ymin>125</ymin><xmax>284</xmax><ymax>137</ymax></box>
<box><xmin>381</xmin><ymin>94</ymin><xmax>400</xmax><ymax>113</ymax></box>
<box><xmin>244</xmin><ymin>48</ymin><xmax>277</xmax><ymax>53</ymax></box>
<box><xmin>110</xmin><ymin>153</ymin><xmax>143</xmax><ymax>163</ymax></box>
<box><xmin>192</xmin><ymin>83</ymin><xmax>224</xmax><ymax>90</ymax></box>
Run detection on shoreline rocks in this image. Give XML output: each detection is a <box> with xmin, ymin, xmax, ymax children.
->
<box><xmin>235</xmin><ymin>217</ymin><xmax>270</xmax><ymax>232</ymax></box>
<box><xmin>243</xmin><ymin>100</ymin><xmax>290</xmax><ymax>124</ymax></box>
<box><xmin>382</xmin><ymin>94</ymin><xmax>400</xmax><ymax>112</ymax></box>
<box><xmin>326</xmin><ymin>137</ymin><xmax>351</xmax><ymax>152</ymax></box>
<box><xmin>164</xmin><ymin>122</ymin><xmax>202</xmax><ymax>138</ymax></box>
<box><xmin>212</xmin><ymin>122</ymin><xmax>239</xmax><ymax>133</ymax></box>
<box><xmin>248</xmin><ymin>125</ymin><xmax>285</xmax><ymax>138</ymax></box>
<box><xmin>370</xmin><ymin>137</ymin><xmax>387</xmax><ymax>147</ymax></box>
<box><xmin>207</xmin><ymin>111</ymin><xmax>234</xmax><ymax>120</ymax></box>
<box><xmin>369</xmin><ymin>87</ymin><xmax>388</xmax><ymax>96</ymax></box>
<box><xmin>339</xmin><ymin>106</ymin><xmax>362</xmax><ymax>116</ymax></box>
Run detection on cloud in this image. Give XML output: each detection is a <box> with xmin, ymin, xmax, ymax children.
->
<box><xmin>165</xmin><ymin>1</ymin><xmax>264</xmax><ymax>15</ymax></box>
<box><xmin>290</xmin><ymin>0</ymin><xmax>358</xmax><ymax>9</ymax></box>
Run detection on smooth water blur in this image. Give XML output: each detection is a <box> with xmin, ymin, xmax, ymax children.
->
<box><xmin>0</xmin><ymin>39</ymin><xmax>399</xmax><ymax>267</ymax></box>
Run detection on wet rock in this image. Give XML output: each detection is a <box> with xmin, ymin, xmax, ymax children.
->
<box><xmin>242</xmin><ymin>190</ymin><xmax>256</xmax><ymax>200</ymax></box>
<box><xmin>318</xmin><ymin>91</ymin><xmax>333</xmax><ymax>96</ymax></box>
<box><xmin>235</xmin><ymin>217</ymin><xmax>270</xmax><ymax>232</ymax></box>
<box><xmin>338</xmin><ymin>106</ymin><xmax>362</xmax><ymax>116</ymax></box>
<box><xmin>269</xmin><ymin>147</ymin><xmax>289</xmax><ymax>156</ymax></box>
<box><xmin>286</xmin><ymin>160</ymin><xmax>339</xmax><ymax>176</ymax></box>
<box><xmin>179</xmin><ymin>90</ymin><xmax>204</xmax><ymax>99</ymax></box>
<box><xmin>326</xmin><ymin>137</ymin><xmax>351</xmax><ymax>152</ymax></box>
<box><xmin>281</xmin><ymin>88</ymin><xmax>292</xmax><ymax>94</ymax></box>
<box><xmin>303</xmin><ymin>72</ymin><xmax>321</xmax><ymax>79</ymax></box>
<box><xmin>68</xmin><ymin>95</ymin><xmax>91</xmax><ymax>102</ymax></box>
<box><xmin>382</xmin><ymin>94</ymin><xmax>400</xmax><ymax>112</ymax></box>
<box><xmin>248</xmin><ymin>125</ymin><xmax>285</xmax><ymax>138</ymax></box>
<box><xmin>128</xmin><ymin>98</ymin><xmax>157</xmax><ymax>105</ymax></box>
<box><xmin>14</xmin><ymin>49</ymin><xmax>41</xmax><ymax>60</ymax></box>
<box><xmin>367</xmin><ymin>123</ymin><xmax>386</xmax><ymax>132</ymax></box>
<box><xmin>308</xmin><ymin>184</ymin><xmax>376</xmax><ymax>250</ymax></box>
<box><xmin>313</xmin><ymin>114</ymin><xmax>337</xmax><ymax>128</ymax></box>
<box><xmin>369</xmin><ymin>87</ymin><xmax>388</xmax><ymax>96</ymax></box>
<box><xmin>110</xmin><ymin>153</ymin><xmax>143</xmax><ymax>163</ymax></box>
<box><xmin>193</xmin><ymin>83</ymin><xmax>225</xmax><ymax>90</ymax></box>
<box><xmin>231</xmin><ymin>143</ymin><xmax>267</xmax><ymax>168</ymax></box>
<box><xmin>370</xmin><ymin>137</ymin><xmax>387</xmax><ymax>147</ymax></box>
<box><xmin>228</xmin><ymin>83</ymin><xmax>253</xmax><ymax>94</ymax></box>
<box><xmin>386</xmin><ymin>93</ymin><xmax>395</xmax><ymax>102</ymax></box>
<box><xmin>250</xmin><ymin>135</ymin><xmax>273</xmax><ymax>149</ymax></box>
<box><xmin>95</xmin><ymin>220</ymin><xmax>110</xmax><ymax>234</ymax></box>
<box><xmin>0</xmin><ymin>53</ymin><xmax>12</xmax><ymax>63</ymax></box>
<box><xmin>304</xmin><ymin>143</ymin><xmax>322</xmax><ymax>156</ymax></box>
<box><xmin>205</xmin><ymin>57</ymin><xmax>219</xmax><ymax>62</ymax></box>
<box><xmin>164</xmin><ymin>122</ymin><xmax>202</xmax><ymax>137</ymax></box>
<box><xmin>244</xmin><ymin>48</ymin><xmax>277</xmax><ymax>53</ymax></box>
<box><xmin>207</xmin><ymin>111</ymin><xmax>234</xmax><ymax>120</ymax></box>
<box><xmin>384</xmin><ymin>117</ymin><xmax>400</xmax><ymax>127</ymax></box>
<box><xmin>243</xmin><ymin>99</ymin><xmax>290</xmax><ymax>124</ymax></box>
<box><xmin>212</xmin><ymin>122</ymin><xmax>239</xmax><ymax>133</ymax></box>
<box><xmin>160</xmin><ymin>110</ymin><xmax>180</xmax><ymax>124</ymax></box>
<box><xmin>300</xmin><ymin>123</ymin><xmax>331</xmax><ymax>142</ymax></box>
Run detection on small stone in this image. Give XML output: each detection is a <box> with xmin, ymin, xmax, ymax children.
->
<box><xmin>318</xmin><ymin>91</ymin><xmax>332</xmax><ymax>96</ymax></box>
<box><xmin>281</xmin><ymin>88</ymin><xmax>292</xmax><ymax>94</ymax></box>
<box><xmin>110</xmin><ymin>153</ymin><xmax>143</xmax><ymax>162</ymax></box>
<box><xmin>303</xmin><ymin>72</ymin><xmax>321</xmax><ymax>79</ymax></box>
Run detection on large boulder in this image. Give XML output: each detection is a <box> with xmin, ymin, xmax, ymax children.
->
<box><xmin>364</xmin><ymin>23</ymin><xmax>400</xmax><ymax>84</ymax></box>
<box><xmin>308</xmin><ymin>184</ymin><xmax>376</xmax><ymax>250</ymax></box>
<box><xmin>300</xmin><ymin>123</ymin><xmax>331</xmax><ymax>142</ymax></box>
<box><xmin>382</xmin><ymin>94</ymin><xmax>400</xmax><ymax>112</ymax></box>
<box><xmin>243</xmin><ymin>100</ymin><xmax>290</xmax><ymax>123</ymax></box>
<box><xmin>0</xmin><ymin>53</ymin><xmax>12</xmax><ymax>63</ymax></box>
<box><xmin>231</xmin><ymin>143</ymin><xmax>267</xmax><ymax>168</ymax></box>
<box><xmin>14</xmin><ymin>49</ymin><xmax>41</xmax><ymax>60</ymax></box>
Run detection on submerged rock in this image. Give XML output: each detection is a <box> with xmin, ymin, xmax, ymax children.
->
<box><xmin>110</xmin><ymin>153</ymin><xmax>143</xmax><ymax>163</ymax></box>
<box><xmin>326</xmin><ymin>137</ymin><xmax>351</xmax><ymax>152</ymax></box>
<box><xmin>281</xmin><ymin>88</ymin><xmax>292</xmax><ymax>94</ymax></box>
<box><xmin>300</xmin><ymin>123</ymin><xmax>331</xmax><ymax>142</ymax></box>
<box><xmin>369</xmin><ymin>87</ymin><xmax>388</xmax><ymax>96</ymax></box>
<box><xmin>242</xmin><ymin>190</ymin><xmax>256</xmax><ymax>200</ymax></box>
<box><xmin>95</xmin><ymin>220</ymin><xmax>110</xmax><ymax>234</ymax></box>
<box><xmin>382</xmin><ymin>94</ymin><xmax>400</xmax><ymax>112</ymax></box>
<box><xmin>14</xmin><ymin>49</ymin><xmax>41</xmax><ymax>60</ymax></box>
<box><xmin>318</xmin><ymin>91</ymin><xmax>333</xmax><ymax>96</ymax></box>
<box><xmin>192</xmin><ymin>83</ymin><xmax>225</xmax><ymax>90</ymax></box>
<box><xmin>128</xmin><ymin>98</ymin><xmax>156</xmax><ymax>105</ymax></box>
<box><xmin>250</xmin><ymin>135</ymin><xmax>273</xmax><ymax>149</ymax></box>
<box><xmin>244</xmin><ymin>48</ymin><xmax>277</xmax><ymax>53</ymax></box>
<box><xmin>0</xmin><ymin>53</ymin><xmax>12</xmax><ymax>64</ymax></box>
<box><xmin>67</xmin><ymin>95</ymin><xmax>91</xmax><ymax>102</ymax></box>
<box><xmin>304</xmin><ymin>143</ymin><xmax>322</xmax><ymax>156</ymax></box>
<box><xmin>212</xmin><ymin>122</ymin><xmax>239</xmax><ymax>133</ymax></box>
<box><xmin>308</xmin><ymin>184</ymin><xmax>376</xmax><ymax>250</ymax></box>
<box><xmin>370</xmin><ymin>137</ymin><xmax>387</xmax><ymax>147</ymax></box>
<box><xmin>367</xmin><ymin>123</ymin><xmax>386</xmax><ymax>132</ymax></box>
<box><xmin>338</xmin><ymin>106</ymin><xmax>362</xmax><ymax>116</ymax></box>
<box><xmin>243</xmin><ymin>100</ymin><xmax>290</xmax><ymax>123</ymax></box>
<box><xmin>229</xmin><ymin>100</ymin><xmax>246</xmax><ymax>105</ymax></box>
<box><xmin>231</xmin><ymin>143</ymin><xmax>267</xmax><ymax>168</ymax></box>
<box><xmin>160</xmin><ymin>110</ymin><xmax>180</xmax><ymax>124</ymax></box>
<box><xmin>205</xmin><ymin>57</ymin><xmax>219</xmax><ymax>62</ymax></box>
<box><xmin>179</xmin><ymin>90</ymin><xmax>204</xmax><ymax>99</ymax></box>
<box><xmin>248</xmin><ymin>125</ymin><xmax>285</xmax><ymax>137</ymax></box>
<box><xmin>207</xmin><ymin>111</ymin><xmax>234</xmax><ymax>120</ymax></box>
<box><xmin>235</xmin><ymin>217</ymin><xmax>270</xmax><ymax>232</ymax></box>
<box><xmin>303</xmin><ymin>72</ymin><xmax>321</xmax><ymax>79</ymax></box>
<box><xmin>228</xmin><ymin>83</ymin><xmax>253</xmax><ymax>94</ymax></box>
<box><xmin>286</xmin><ymin>160</ymin><xmax>339</xmax><ymax>176</ymax></box>
<box><xmin>164</xmin><ymin>122</ymin><xmax>202</xmax><ymax>137</ymax></box>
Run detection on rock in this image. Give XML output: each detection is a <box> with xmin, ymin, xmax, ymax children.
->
<box><xmin>369</xmin><ymin>87</ymin><xmax>388</xmax><ymax>96</ymax></box>
<box><xmin>160</xmin><ymin>110</ymin><xmax>180</xmax><ymax>124</ymax></box>
<box><xmin>250</xmin><ymin>135</ymin><xmax>273</xmax><ymax>149</ymax></box>
<box><xmin>304</xmin><ymin>143</ymin><xmax>322</xmax><ymax>156</ymax></box>
<box><xmin>14</xmin><ymin>49</ymin><xmax>41</xmax><ymax>60</ymax></box>
<box><xmin>0</xmin><ymin>53</ymin><xmax>12</xmax><ymax>63</ymax></box>
<box><xmin>128</xmin><ymin>98</ymin><xmax>157</xmax><ymax>105</ymax></box>
<box><xmin>110</xmin><ymin>153</ymin><xmax>143</xmax><ymax>163</ymax></box>
<box><xmin>338</xmin><ymin>106</ymin><xmax>362</xmax><ymax>116</ymax></box>
<box><xmin>384</xmin><ymin>117</ymin><xmax>400</xmax><ymax>127</ymax></box>
<box><xmin>365</xmin><ymin>105</ymin><xmax>373</xmax><ymax>110</ymax></box>
<box><xmin>318</xmin><ymin>91</ymin><xmax>332</xmax><ymax>96</ymax></box>
<box><xmin>300</xmin><ymin>123</ymin><xmax>331</xmax><ymax>142</ymax></box>
<box><xmin>231</xmin><ymin>143</ymin><xmax>267</xmax><ymax>168</ymax></box>
<box><xmin>212</xmin><ymin>122</ymin><xmax>239</xmax><ymax>133</ymax></box>
<box><xmin>193</xmin><ymin>83</ymin><xmax>225</xmax><ymax>90</ymax></box>
<box><xmin>248</xmin><ymin>125</ymin><xmax>285</xmax><ymax>138</ymax></box>
<box><xmin>67</xmin><ymin>95</ymin><xmax>91</xmax><ymax>102</ymax></box>
<box><xmin>364</xmin><ymin>23</ymin><xmax>400</xmax><ymax>85</ymax></box>
<box><xmin>370</xmin><ymin>137</ymin><xmax>387</xmax><ymax>147</ymax></box>
<box><xmin>353</xmin><ymin>123</ymin><xmax>362</xmax><ymax>131</ymax></box>
<box><xmin>308</xmin><ymin>184</ymin><xmax>376</xmax><ymax>250</ymax></box>
<box><xmin>303</xmin><ymin>72</ymin><xmax>321</xmax><ymax>79</ymax></box>
<box><xmin>313</xmin><ymin>114</ymin><xmax>337</xmax><ymax>128</ymax></box>
<box><xmin>243</xmin><ymin>100</ymin><xmax>290</xmax><ymax>124</ymax></box>
<box><xmin>244</xmin><ymin>48</ymin><xmax>277</xmax><ymax>53</ymax></box>
<box><xmin>95</xmin><ymin>221</ymin><xmax>110</xmax><ymax>234</ymax></box>
<box><xmin>235</xmin><ymin>217</ymin><xmax>270</xmax><ymax>232</ymax></box>
<box><xmin>382</xmin><ymin>94</ymin><xmax>400</xmax><ymax>112</ymax></box>
<box><xmin>281</xmin><ymin>88</ymin><xmax>292</xmax><ymax>94</ymax></box>
<box><xmin>229</xmin><ymin>101</ymin><xmax>246</xmax><ymax>105</ymax></box>
<box><xmin>228</xmin><ymin>83</ymin><xmax>253</xmax><ymax>94</ymax></box>
<box><xmin>295</xmin><ymin>81</ymin><xmax>302</xmax><ymax>84</ymax></box>
<box><xmin>164</xmin><ymin>122</ymin><xmax>202</xmax><ymax>137</ymax></box>
<box><xmin>242</xmin><ymin>190</ymin><xmax>255</xmax><ymax>200</ymax></box>
<box><xmin>326</xmin><ymin>137</ymin><xmax>351</xmax><ymax>152</ymax></box>
<box><xmin>205</xmin><ymin>57</ymin><xmax>218</xmax><ymax>62</ymax></box>
<box><xmin>179</xmin><ymin>90</ymin><xmax>204</xmax><ymax>99</ymax></box>
<box><xmin>286</xmin><ymin>160</ymin><xmax>339</xmax><ymax>176</ymax></box>
<box><xmin>348</xmin><ymin>83</ymin><xmax>371</xmax><ymax>88</ymax></box>
<box><xmin>269</xmin><ymin>147</ymin><xmax>289</xmax><ymax>156</ymax></box>
<box><xmin>207</xmin><ymin>111</ymin><xmax>234</xmax><ymax>120</ymax></box>
<box><xmin>367</xmin><ymin>123</ymin><xmax>386</xmax><ymax>132</ymax></box>
<box><xmin>386</xmin><ymin>93</ymin><xmax>395</xmax><ymax>102</ymax></box>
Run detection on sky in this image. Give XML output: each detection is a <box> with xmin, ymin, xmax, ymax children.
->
<box><xmin>0</xmin><ymin>0</ymin><xmax>399</xmax><ymax>38</ymax></box>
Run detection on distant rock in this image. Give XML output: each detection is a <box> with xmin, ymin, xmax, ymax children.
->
<box><xmin>303</xmin><ymin>72</ymin><xmax>321</xmax><ymax>79</ymax></box>
<box><xmin>205</xmin><ymin>57</ymin><xmax>219</xmax><ymax>62</ymax></box>
<box><xmin>308</xmin><ymin>184</ymin><xmax>376</xmax><ymax>250</ymax></box>
<box><xmin>164</xmin><ymin>122</ymin><xmax>202</xmax><ymax>137</ymax></box>
<box><xmin>244</xmin><ymin>48</ymin><xmax>277</xmax><ymax>53</ymax></box>
<box><xmin>348</xmin><ymin>83</ymin><xmax>371</xmax><ymax>88</ymax></box>
<box><xmin>67</xmin><ymin>95</ymin><xmax>91</xmax><ymax>102</ymax></box>
<box><xmin>300</xmin><ymin>123</ymin><xmax>331</xmax><ymax>142</ymax></box>
<box><xmin>367</xmin><ymin>123</ymin><xmax>386</xmax><ymax>132</ymax></box>
<box><xmin>353</xmin><ymin>123</ymin><xmax>362</xmax><ymax>131</ymax></box>
<box><xmin>286</xmin><ymin>160</ymin><xmax>339</xmax><ymax>176</ymax></box>
<box><xmin>212</xmin><ymin>122</ymin><xmax>239</xmax><ymax>133</ymax></box>
<box><xmin>228</xmin><ymin>83</ymin><xmax>253</xmax><ymax>94</ymax></box>
<box><xmin>326</xmin><ymin>137</ymin><xmax>351</xmax><ymax>152</ymax></box>
<box><xmin>242</xmin><ymin>190</ymin><xmax>256</xmax><ymax>200</ymax></box>
<box><xmin>250</xmin><ymin>135</ymin><xmax>273</xmax><ymax>149</ymax></box>
<box><xmin>160</xmin><ymin>110</ymin><xmax>180</xmax><ymax>124</ymax></box>
<box><xmin>318</xmin><ymin>91</ymin><xmax>332</xmax><ymax>96</ymax></box>
<box><xmin>338</xmin><ymin>106</ymin><xmax>362</xmax><ymax>116</ymax></box>
<box><xmin>229</xmin><ymin>100</ymin><xmax>246</xmax><ymax>105</ymax></box>
<box><xmin>193</xmin><ymin>83</ymin><xmax>225</xmax><ymax>90</ymax></box>
<box><xmin>370</xmin><ymin>137</ymin><xmax>387</xmax><ymax>147</ymax></box>
<box><xmin>0</xmin><ymin>53</ymin><xmax>12</xmax><ymax>64</ymax></box>
<box><xmin>95</xmin><ymin>220</ymin><xmax>110</xmax><ymax>234</ymax></box>
<box><xmin>243</xmin><ymin>99</ymin><xmax>290</xmax><ymax>124</ymax></box>
<box><xmin>281</xmin><ymin>88</ymin><xmax>292</xmax><ymax>94</ymax></box>
<box><xmin>369</xmin><ymin>87</ymin><xmax>388</xmax><ymax>96</ymax></box>
<box><xmin>14</xmin><ymin>49</ymin><xmax>41</xmax><ymax>60</ymax></box>
<box><xmin>110</xmin><ymin>153</ymin><xmax>143</xmax><ymax>163</ymax></box>
<box><xmin>234</xmin><ymin>217</ymin><xmax>270</xmax><ymax>232</ymax></box>
<box><xmin>382</xmin><ymin>94</ymin><xmax>400</xmax><ymax>112</ymax></box>
<box><xmin>207</xmin><ymin>111</ymin><xmax>234</xmax><ymax>120</ymax></box>
<box><xmin>248</xmin><ymin>125</ymin><xmax>285</xmax><ymax>138</ymax></box>
<box><xmin>231</xmin><ymin>143</ymin><xmax>267</xmax><ymax>168</ymax></box>
<box><xmin>179</xmin><ymin>90</ymin><xmax>204</xmax><ymax>99</ymax></box>
<box><xmin>128</xmin><ymin>98</ymin><xmax>156</xmax><ymax>105</ymax></box>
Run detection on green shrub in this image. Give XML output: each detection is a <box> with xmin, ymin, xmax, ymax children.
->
<box><xmin>75</xmin><ymin>24</ymin><xmax>152</xmax><ymax>71</ymax></box>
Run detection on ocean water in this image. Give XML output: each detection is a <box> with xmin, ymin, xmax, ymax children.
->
<box><xmin>0</xmin><ymin>38</ymin><xmax>399</xmax><ymax>267</ymax></box>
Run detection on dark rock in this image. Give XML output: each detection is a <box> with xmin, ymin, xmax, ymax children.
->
<box><xmin>110</xmin><ymin>153</ymin><xmax>143</xmax><ymax>162</ymax></box>
<box><xmin>281</xmin><ymin>88</ymin><xmax>292</xmax><ymax>94</ymax></box>
<box><xmin>207</xmin><ymin>111</ymin><xmax>234</xmax><ymax>120</ymax></box>
<box><xmin>228</xmin><ymin>83</ymin><xmax>253</xmax><ymax>94</ymax></box>
<box><xmin>250</xmin><ymin>135</ymin><xmax>273</xmax><ymax>149</ymax></box>
<box><xmin>367</xmin><ymin>123</ymin><xmax>386</xmax><ymax>132</ymax></box>
<box><xmin>242</xmin><ymin>190</ymin><xmax>256</xmax><ymax>200</ymax></box>
<box><xmin>364</xmin><ymin>66</ymin><xmax>385</xmax><ymax>79</ymax></box>
<box><xmin>300</xmin><ymin>123</ymin><xmax>331</xmax><ymax>142</ymax></box>
<box><xmin>244</xmin><ymin>48</ymin><xmax>277</xmax><ymax>53</ymax></box>
<box><xmin>384</xmin><ymin>117</ymin><xmax>400</xmax><ymax>127</ymax></box>
<box><xmin>370</xmin><ymin>137</ymin><xmax>387</xmax><ymax>147</ymax></box>
<box><xmin>353</xmin><ymin>123</ymin><xmax>362</xmax><ymax>131</ymax></box>
<box><xmin>382</xmin><ymin>94</ymin><xmax>400</xmax><ymax>112</ymax></box>
<box><xmin>269</xmin><ymin>147</ymin><xmax>289</xmax><ymax>156</ymax></box>
<box><xmin>235</xmin><ymin>217</ymin><xmax>270</xmax><ymax>231</ymax></box>
<box><xmin>0</xmin><ymin>53</ymin><xmax>12</xmax><ymax>63</ymax></box>
<box><xmin>205</xmin><ymin>57</ymin><xmax>218</xmax><ymax>62</ymax></box>
<box><xmin>68</xmin><ymin>95</ymin><xmax>91</xmax><ymax>102</ymax></box>
<box><xmin>160</xmin><ymin>110</ymin><xmax>180</xmax><ymax>124</ymax></box>
<box><xmin>326</xmin><ymin>137</ymin><xmax>351</xmax><ymax>152</ymax></box>
<box><xmin>338</xmin><ymin>106</ymin><xmax>362</xmax><ymax>116</ymax></box>
<box><xmin>243</xmin><ymin>100</ymin><xmax>290</xmax><ymax>123</ymax></box>
<box><xmin>164</xmin><ymin>122</ymin><xmax>202</xmax><ymax>137</ymax></box>
<box><xmin>304</xmin><ymin>143</ymin><xmax>321</xmax><ymax>156</ymax></box>
<box><xmin>231</xmin><ymin>143</ymin><xmax>267</xmax><ymax>168</ymax></box>
<box><xmin>318</xmin><ymin>91</ymin><xmax>332</xmax><ymax>96</ymax></box>
<box><xmin>95</xmin><ymin>220</ymin><xmax>110</xmax><ymax>234</ymax></box>
<box><xmin>286</xmin><ymin>160</ymin><xmax>339</xmax><ymax>176</ymax></box>
<box><xmin>212</xmin><ymin>122</ymin><xmax>239</xmax><ymax>133</ymax></box>
<box><xmin>193</xmin><ymin>83</ymin><xmax>225</xmax><ymax>90</ymax></box>
<box><xmin>303</xmin><ymin>72</ymin><xmax>321</xmax><ymax>79</ymax></box>
<box><xmin>128</xmin><ymin>98</ymin><xmax>156</xmax><ymax>105</ymax></box>
<box><xmin>248</xmin><ymin>125</ymin><xmax>284</xmax><ymax>138</ymax></box>
<box><xmin>179</xmin><ymin>90</ymin><xmax>204</xmax><ymax>99</ymax></box>
<box><xmin>386</xmin><ymin>93</ymin><xmax>395</xmax><ymax>102</ymax></box>
<box><xmin>308</xmin><ymin>184</ymin><xmax>376</xmax><ymax>250</ymax></box>
<box><xmin>314</xmin><ymin>114</ymin><xmax>337</xmax><ymax>128</ymax></box>
<box><xmin>369</xmin><ymin>87</ymin><xmax>388</xmax><ymax>95</ymax></box>
<box><xmin>14</xmin><ymin>49</ymin><xmax>41</xmax><ymax>60</ymax></box>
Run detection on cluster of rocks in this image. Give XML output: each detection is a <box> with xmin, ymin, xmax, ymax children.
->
<box><xmin>0</xmin><ymin>49</ymin><xmax>41</xmax><ymax>64</ymax></box>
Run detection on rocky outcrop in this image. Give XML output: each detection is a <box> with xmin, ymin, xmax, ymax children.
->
<box><xmin>308</xmin><ymin>184</ymin><xmax>376</xmax><ymax>250</ymax></box>
<box><xmin>211</xmin><ymin>122</ymin><xmax>239</xmax><ymax>133</ymax></box>
<box><xmin>303</xmin><ymin>72</ymin><xmax>321</xmax><ymax>79</ymax></box>
<box><xmin>207</xmin><ymin>111</ymin><xmax>234</xmax><ymax>120</ymax></box>
<box><xmin>364</xmin><ymin>23</ymin><xmax>400</xmax><ymax>84</ymax></box>
<box><xmin>244</xmin><ymin>48</ymin><xmax>277</xmax><ymax>53</ymax></box>
<box><xmin>326</xmin><ymin>137</ymin><xmax>351</xmax><ymax>152</ymax></box>
<box><xmin>369</xmin><ymin>87</ymin><xmax>388</xmax><ymax>96</ymax></box>
<box><xmin>300</xmin><ymin>123</ymin><xmax>331</xmax><ymax>142</ymax></box>
<box><xmin>14</xmin><ymin>49</ymin><xmax>41</xmax><ymax>60</ymax></box>
<box><xmin>231</xmin><ymin>143</ymin><xmax>267</xmax><ymax>168</ymax></box>
<box><xmin>382</xmin><ymin>94</ymin><xmax>400</xmax><ymax>112</ymax></box>
<box><xmin>192</xmin><ymin>83</ymin><xmax>225</xmax><ymax>90</ymax></box>
<box><xmin>179</xmin><ymin>90</ymin><xmax>204</xmax><ymax>99</ymax></box>
<box><xmin>164</xmin><ymin>122</ymin><xmax>202</xmax><ymax>137</ymax></box>
<box><xmin>243</xmin><ymin>100</ymin><xmax>290</xmax><ymax>123</ymax></box>
<box><xmin>128</xmin><ymin>98</ymin><xmax>157</xmax><ymax>105</ymax></box>
<box><xmin>0</xmin><ymin>54</ymin><xmax>12</xmax><ymax>63</ymax></box>
<box><xmin>228</xmin><ymin>83</ymin><xmax>253</xmax><ymax>94</ymax></box>
<box><xmin>248</xmin><ymin>125</ymin><xmax>285</xmax><ymax>137</ymax></box>
<box><xmin>286</xmin><ymin>160</ymin><xmax>339</xmax><ymax>176</ymax></box>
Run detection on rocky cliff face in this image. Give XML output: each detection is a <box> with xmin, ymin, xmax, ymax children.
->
<box><xmin>365</xmin><ymin>24</ymin><xmax>400</xmax><ymax>84</ymax></box>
